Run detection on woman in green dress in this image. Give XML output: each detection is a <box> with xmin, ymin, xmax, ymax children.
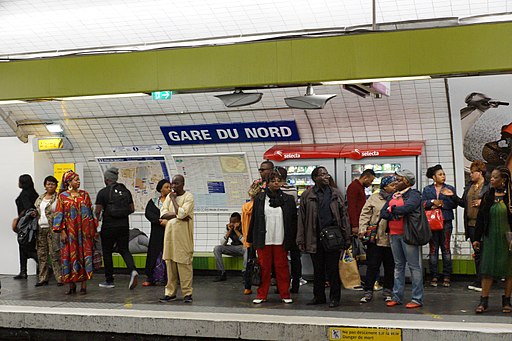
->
<box><xmin>473</xmin><ymin>166</ymin><xmax>512</xmax><ymax>313</ymax></box>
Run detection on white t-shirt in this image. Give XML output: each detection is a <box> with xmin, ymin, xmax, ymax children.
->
<box><xmin>264</xmin><ymin>195</ymin><xmax>284</xmax><ymax>245</ymax></box>
<box><xmin>38</xmin><ymin>198</ymin><xmax>56</xmax><ymax>228</ymax></box>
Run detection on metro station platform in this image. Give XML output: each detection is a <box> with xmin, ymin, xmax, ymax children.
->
<box><xmin>0</xmin><ymin>273</ymin><xmax>511</xmax><ymax>341</ymax></box>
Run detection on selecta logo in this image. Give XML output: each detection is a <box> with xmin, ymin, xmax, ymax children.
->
<box><xmin>361</xmin><ymin>150</ymin><xmax>380</xmax><ymax>157</ymax></box>
<box><xmin>284</xmin><ymin>153</ymin><xmax>301</xmax><ymax>159</ymax></box>
<box><xmin>275</xmin><ymin>150</ymin><xmax>301</xmax><ymax>159</ymax></box>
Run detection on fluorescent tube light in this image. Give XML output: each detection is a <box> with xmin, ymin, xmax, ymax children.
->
<box><xmin>0</xmin><ymin>100</ymin><xmax>27</xmax><ymax>104</ymax></box>
<box><xmin>322</xmin><ymin>76</ymin><xmax>431</xmax><ymax>85</ymax></box>
<box><xmin>46</xmin><ymin>124</ymin><xmax>63</xmax><ymax>133</ymax></box>
<box><xmin>55</xmin><ymin>93</ymin><xmax>149</xmax><ymax>101</ymax></box>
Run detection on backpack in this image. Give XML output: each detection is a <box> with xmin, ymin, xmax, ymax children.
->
<box><xmin>105</xmin><ymin>183</ymin><xmax>133</xmax><ymax>218</ymax></box>
<box><xmin>17</xmin><ymin>208</ymin><xmax>38</xmax><ymax>247</ymax></box>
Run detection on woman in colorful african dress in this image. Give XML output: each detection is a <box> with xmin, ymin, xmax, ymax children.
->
<box><xmin>53</xmin><ymin>170</ymin><xmax>98</xmax><ymax>295</ymax></box>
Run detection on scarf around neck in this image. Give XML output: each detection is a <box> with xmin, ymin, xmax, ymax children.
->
<box><xmin>265</xmin><ymin>187</ymin><xmax>285</xmax><ymax>208</ymax></box>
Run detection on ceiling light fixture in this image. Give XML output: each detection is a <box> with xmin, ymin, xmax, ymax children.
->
<box><xmin>215</xmin><ymin>89</ymin><xmax>263</xmax><ymax>107</ymax></box>
<box><xmin>322</xmin><ymin>75</ymin><xmax>431</xmax><ymax>85</ymax></box>
<box><xmin>284</xmin><ymin>85</ymin><xmax>336</xmax><ymax>109</ymax></box>
<box><xmin>55</xmin><ymin>93</ymin><xmax>149</xmax><ymax>101</ymax></box>
<box><xmin>46</xmin><ymin>123</ymin><xmax>63</xmax><ymax>133</ymax></box>
<box><xmin>0</xmin><ymin>100</ymin><xmax>27</xmax><ymax>105</ymax></box>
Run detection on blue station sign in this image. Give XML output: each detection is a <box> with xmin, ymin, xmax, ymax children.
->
<box><xmin>160</xmin><ymin>120</ymin><xmax>300</xmax><ymax>145</ymax></box>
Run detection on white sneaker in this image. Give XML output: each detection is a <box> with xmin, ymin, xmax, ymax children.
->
<box><xmin>299</xmin><ymin>277</ymin><xmax>308</xmax><ymax>286</ymax></box>
<box><xmin>252</xmin><ymin>298</ymin><xmax>266</xmax><ymax>304</ymax></box>
<box><xmin>282</xmin><ymin>298</ymin><xmax>293</xmax><ymax>304</ymax></box>
<box><xmin>129</xmin><ymin>270</ymin><xmax>138</xmax><ymax>290</ymax></box>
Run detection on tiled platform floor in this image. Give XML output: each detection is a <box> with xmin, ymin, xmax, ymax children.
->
<box><xmin>0</xmin><ymin>272</ymin><xmax>511</xmax><ymax>340</ymax></box>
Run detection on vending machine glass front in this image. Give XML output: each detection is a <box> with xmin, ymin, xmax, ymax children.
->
<box><xmin>351</xmin><ymin>163</ymin><xmax>402</xmax><ymax>196</ymax></box>
<box><xmin>283</xmin><ymin>165</ymin><xmax>321</xmax><ymax>197</ymax></box>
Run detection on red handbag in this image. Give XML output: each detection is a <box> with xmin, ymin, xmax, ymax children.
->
<box><xmin>425</xmin><ymin>208</ymin><xmax>444</xmax><ymax>231</ymax></box>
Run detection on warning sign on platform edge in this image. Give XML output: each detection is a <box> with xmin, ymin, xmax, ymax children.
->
<box><xmin>328</xmin><ymin>327</ymin><xmax>402</xmax><ymax>341</ymax></box>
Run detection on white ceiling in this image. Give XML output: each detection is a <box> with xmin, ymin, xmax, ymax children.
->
<box><xmin>0</xmin><ymin>1</ymin><xmax>510</xmax><ymax>179</ymax></box>
<box><xmin>1</xmin><ymin>0</ymin><xmax>511</xmax><ymax>58</ymax></box>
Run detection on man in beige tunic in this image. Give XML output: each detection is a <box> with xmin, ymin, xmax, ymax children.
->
<box><xmin>159</xmin><ymin>174</ymin><xmax>195</xmax><ymax>303</ymax></box>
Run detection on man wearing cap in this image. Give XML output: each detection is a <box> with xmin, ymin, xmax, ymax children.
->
<box><xmin>95</xmin><ymin>167</ymin><xmax>138</xmax><ymax>290</ymax></box>
<box><xmin>380</xmin><ymin>169</ymin><xmax>424</xmax><ymax>309</ymax></box>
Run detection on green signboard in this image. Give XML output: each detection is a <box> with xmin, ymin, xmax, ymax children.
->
<box><xmin>151</xmin><ymin>91</ymin><xmax>173</xmax><ymax>100</ymax></box>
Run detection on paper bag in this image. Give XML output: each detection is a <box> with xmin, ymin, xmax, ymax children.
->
<box><xmin>339</xmin><ymin>249</ymin><xmax>361</xmax><ymax>289</ymax></box>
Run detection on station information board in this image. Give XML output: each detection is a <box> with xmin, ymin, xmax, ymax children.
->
<box><xmin>172</xmin><ymin>153</ymin><xmax>253</xmax><ymax>212</ymax></box>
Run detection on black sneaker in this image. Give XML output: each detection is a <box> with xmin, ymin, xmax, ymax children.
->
<box><xmin>159</xmin><ymin>295</ymin><xmax>177</xmax><ymax>303</ymax></box>
<box><xmin>183</xmin><ymin>295</ymin><xmax>193</xmax><ymax>303</ymax></box>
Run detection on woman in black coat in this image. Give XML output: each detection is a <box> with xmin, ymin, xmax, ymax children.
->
<box><xmin>14</xmin><ymin>174</ymin><xmax>39</xmax><ymax>279</ymax></box>
<box><xmin>248</xmin><ymin>170</ymin><xmax>297</xmax><ymax>304</ymax></box>
<box><xmin>142</xmin><ymin>179</ymin><xmax>171</xmax><ymax>286</ymax></box>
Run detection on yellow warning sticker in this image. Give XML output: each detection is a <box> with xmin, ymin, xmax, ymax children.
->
<box><xmin>328</xmin><ymin>327</ymin><xmax>402</xmax><ymax>341</ymax></box>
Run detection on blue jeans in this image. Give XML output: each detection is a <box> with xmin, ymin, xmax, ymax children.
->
<box><xmin>390</xmin><ymin>235</ymin><xmax>424</xmax><ymax>305</ymax></box>
<box><xmin>428</xmin><ymin>220</ymin><xmax>453</xmax><ymax>279</ymax></box>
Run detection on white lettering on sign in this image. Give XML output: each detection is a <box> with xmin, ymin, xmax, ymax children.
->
<box><xmin>167</xmin><ymin>130</ymin><xmax>212</xmax><ymax>142</ymax></box>
<box><xmin>284</xmin><ymin>153</ymin><xmax>301</xmax><ymax>159</ymax></box>
<box><xmin>361</xmin><ymin>151</ymin><xmax>380</xmax><ymax>157</ymax></box>
<box><xmin>216</xmin><ymin>129</ymin><xmax>239</xmax><ymax>140</ymax></box>
<box><xmin>244</xmin><ymin>127</ymin><xmax>292</xmax><ymax>139</ymax></box>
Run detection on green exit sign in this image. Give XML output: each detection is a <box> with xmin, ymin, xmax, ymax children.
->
<box><xmin>151</xmin><ymin>91</ymin><xmax>174</xmax><ymax>100</ymax></box>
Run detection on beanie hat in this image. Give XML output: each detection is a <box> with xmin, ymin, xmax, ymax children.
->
<box><xmin>395</xmin><ymin>169</ymin><xmax>416</xmax><ymax>186</ymax></box>
<box><xmin>104</xmin><ymin>167</ymin><xmax>119</xmax><ymax>182</ymax></box>
<box><xmin>380</xmin><ymin>175</ymin><xmax>396</xmax><ymax>189</ymax></box>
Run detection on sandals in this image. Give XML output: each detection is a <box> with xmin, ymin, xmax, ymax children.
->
<box><xmin>475</xmin><ymin>297</ymin><xmax>488</xmax><ymax>314</ymax></box>
<box><xmin>502</xmin><ymin>296</ymin><xmax>512</xmax><ymax>313</ymax></box>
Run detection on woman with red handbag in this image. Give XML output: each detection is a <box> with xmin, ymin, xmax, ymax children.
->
<box><xmin>422</xmin><ymin>164</ymin><xmax>459</xmax><ymax>288</ymax></box>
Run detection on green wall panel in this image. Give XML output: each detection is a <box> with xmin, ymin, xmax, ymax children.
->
<box><xmin>2</xmin><ymin>22</ymin><xmax>512</xmax><ymax>100</ymax></box>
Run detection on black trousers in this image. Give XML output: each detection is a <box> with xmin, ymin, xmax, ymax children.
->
<box><xmin>467</xmin><ymin>226</ymin><xmax>482</xmax><ymax>283</ymax></box>
<box><xmin>363</xmin><ymin>243</ymin><xmax>394</xmax><ymax>292</ymax></box>
<box><xmin>144</xmin><ymin>224</ymin><xmax>164</xmax><ymax>280</ymax></box>
<box><xmin>101</xmin><ymin>226</ymin><xmax>136</xmax><ymax>283</ymax></box>
<box><xmin>19</xmin><ymin>244</ymin><xmax>38</xmax><ymax>274</ymax></box>
<box><xmin>290</xmin><ymin>249</ymin><xmax>302</xmax><ymax>284</ymax></box>
<box><xmin>310</xmin><ymin>243</ymin><xmax>341</xmax><ymax>303</ymax></box>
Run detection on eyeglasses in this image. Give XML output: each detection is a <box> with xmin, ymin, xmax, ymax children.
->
<box><xmin>258</xmin><ymin>168</ymin><xmax>272</xmax><ymax>172</ymax></box>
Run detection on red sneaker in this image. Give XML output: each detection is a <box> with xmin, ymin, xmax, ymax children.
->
<box><xmin>405</xmin><ymin>301</ymin><xmax>422</xmax><ymax>309</ymax></box>
<box><xmin>386</xmin><ymin>300</ymin><xmax>401</xmax><ymax>307</ymax></box>
<box><xmin>142</xmin><ymin>281</ymin><xmax>153</xmax><ymax>287</ymax></box>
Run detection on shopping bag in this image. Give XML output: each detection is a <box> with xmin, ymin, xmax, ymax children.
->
<box><xmin>339</xmin><ymin>249</ymin><xmax>361</xmax><ymax>289</ymax></box>
<box><xmin>425</xmin><ymin>208</ymin><xmax>444</xmax><ymax>231</ymax></box>
<box><xmin>153</xmin><ymin>251</ymin><xmax>167</xmax><ymax>284</ymax></box>
<box><xmin>363</xmin><ymin>224</ymin><xmax>378</xmax><ymax>245</ymax></box>
<box><xmin>92</xmin><ymin>234</ymin><xmax>103</xmax><ymax>271</ymax></box>
<box><xmin>247</xmin><ymin>257</ymin><xmax>261</xmax><ymax>286</ymax></box>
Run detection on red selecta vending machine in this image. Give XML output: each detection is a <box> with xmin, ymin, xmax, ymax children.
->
<box><xmin>264</xmin><ymin>141</ymin><xmax>424</xmax><ymax>195</ymax></box>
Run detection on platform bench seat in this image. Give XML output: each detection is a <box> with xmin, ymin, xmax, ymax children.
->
<box><xmin>111</xmin><ymin>252</ymin><xmax>244</xmax><ymax>271</ymax></box>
